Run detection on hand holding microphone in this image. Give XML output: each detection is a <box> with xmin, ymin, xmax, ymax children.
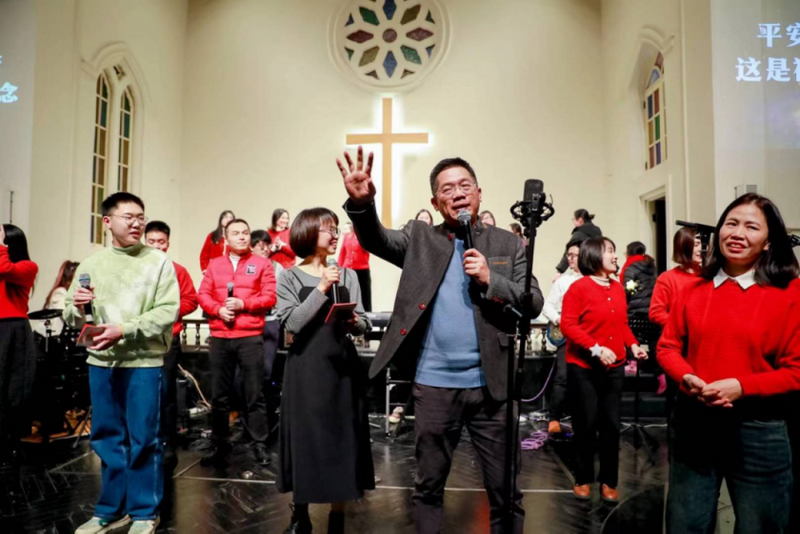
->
<box><xmin>458</xmin><ymin>209</ymin><xmax>490</xmax><ymax>287</ymax></box>
<box><xmin>318</xmin><ymin>259</ymin><xmax>341</xmax><ymax>301</ymax></box>
<box><xmin>75</xmin><ymin>273</ymin><xmax>95</xmax><ymax>321</ymax></box>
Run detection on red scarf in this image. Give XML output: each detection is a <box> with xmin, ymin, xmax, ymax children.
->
<box><xmin>620</xmin><ymin>254</ymin><xmax>646</xmax><ymax>281</ymax></box>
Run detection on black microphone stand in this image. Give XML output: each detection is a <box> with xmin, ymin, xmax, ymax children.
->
<box><xmin>502</xmin><ymin>189</ymin><xmax>553</xmax><ymax>532</ymax></box>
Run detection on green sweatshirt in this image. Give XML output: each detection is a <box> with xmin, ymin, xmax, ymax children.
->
<box><xmin>63</xmin><ymin>243</ymin><xmax>179</xmax><ymax>368</ymax></box>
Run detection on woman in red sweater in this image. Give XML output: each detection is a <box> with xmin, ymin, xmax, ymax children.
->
<box><xmin>0</xmin><ymin>225</ymin><xmax>38</xmax><ymax>467</ymax></box>
<box><xmin>268</xmin><ymin>208</ymin><xmax>297</xmax><ymax>269</ymax></box>
<box><xmin>657</xmin><ymin>194</ymin><xmax>800</xmax><ymax>534</ymax></box>
<box><xmin>338</xmin><ymin>222</ymin><xmax>371</xmax><ymax>311</ymax></box>
<box><xmin>649</xmin><ymin>227</ymin><xmax>702</xmax><ymax>327</ymax></box>
<box><xmin>561</xmin><ymin>237</ymin><xmax>647</xmax><ymax>502</ymax></box>
<box><xmin>199</xmin><ymin>210</ymin><xmax>235</xmax><ymax>272</ymax></box>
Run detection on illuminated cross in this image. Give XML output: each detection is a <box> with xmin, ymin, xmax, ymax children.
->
<box><xmin>346</xmin><ymin>98</ymin><xmax>429</xmax><ymax>227</ymax></box>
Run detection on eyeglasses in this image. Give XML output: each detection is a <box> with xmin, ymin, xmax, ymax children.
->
<box><xmin>320</xmin><ymin>227</ymin><xmax>341</xmax><ymax>238</ymax></box>
<box><xmin>111</xmin><ymin>214</ymin><xmax>148</xmax><ymax>226</ymax></box>
<box><xmin>566</xmin><ymin>253</ymin><xmax>579</xmax><ymax>259</ymax></box>
<box><xmin>437</xmin><ymin>181</ymin><xmax>476</xmax><ymax>198</ymax></box>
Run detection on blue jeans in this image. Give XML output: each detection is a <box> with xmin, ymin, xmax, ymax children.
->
<box><xmin>89</xmin><ymin>365</ymin><xmax>163</xmax><ymax>521</ymax></box>
<box><xmin>667</xmin><ymin>396</ymin><xmax>793</xmax><ymax>534</ymax></box>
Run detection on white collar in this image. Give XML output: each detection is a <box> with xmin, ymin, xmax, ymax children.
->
<box><xmin>589</xmin><ymin>275</ymin><xmax>610</xmax><ymax>287</ymax></box>
<box><xmin>713</xmin><ymin>268</ymin><xmax>756</xmax><ymax>290</ymax></box>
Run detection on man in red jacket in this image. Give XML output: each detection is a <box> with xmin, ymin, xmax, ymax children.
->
<box><xmin>198</xmin><ymin>219</ymin><xmax>277</xmax><ymax>466</ymax></box>
<box><xmin>145</xmin><ymin>221</ymin><xmax>199</xmax><ymax>471</ymax></box>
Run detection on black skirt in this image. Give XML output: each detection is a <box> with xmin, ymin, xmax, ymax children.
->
<box><xmin>277</xmin><ymin>284</ymin><xmax>375</xmax><ymax>503</ymax></box>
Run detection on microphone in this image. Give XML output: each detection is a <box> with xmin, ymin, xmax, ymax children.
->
<box><xmin>327</xmin><ymin>258</ymin><xmax>340</xmax><ymax>304</ymax></box>
<box><xmin>457</xmin><ymin>209</ymin><xmax>475</xmax><ymax>250</ymax></box>
<box><xmin>509</xmin><ymin>180</ymin><xmax>554</xmax><ymax>233</ymax></box>
<box><xmin>227</xmin><ymin>282</ymin><xmax>234</xmax><ymax>299</ymax></box>
<box><xmin>78</xmin><ymin>273</ymin><xmax>94</xmax><ymax>322</ymax></box>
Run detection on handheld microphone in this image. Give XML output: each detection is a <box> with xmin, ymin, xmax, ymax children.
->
<box><xmin>78</xmin><ymin>273</ymin><xmax>94</xmax><ymax>322</ymax></box>
<box><xmin>327</xmin><ymin>258</ymin><xmax>340</xmax><ymax>304</ymax></box>
<box><xmin>457</xmin><ymin>209</ymin><xmax>475</xmax><ymax>250</ymax></box>
<box><xmin>227</xmin><ymin>282</ymin><xmax>234</xmax><ymax>299</ymax></box>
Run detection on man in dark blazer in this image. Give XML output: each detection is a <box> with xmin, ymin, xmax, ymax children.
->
<box><xmin>336</xmin><ymin>147</ymin><xmax>544</xmax><ymax>534</ymax></box>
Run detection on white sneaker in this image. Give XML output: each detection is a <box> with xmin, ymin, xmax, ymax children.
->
<box><xmin>128</xmin><ymin>516</ymin><xmax>160</xmax><ymax>534</ymax></box>
<box><xmin>75</xmin><ymin>515</ymin><xmax>131</xmax><ymax>534</ymax></box>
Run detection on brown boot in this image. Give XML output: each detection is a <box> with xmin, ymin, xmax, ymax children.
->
<box><xmin>573</xmin><ymin>484</ymin><xmax>591</xmax><ymax>500</ymax></box>
<box><xmin>601</xmin><ymin>484</ymin><xmax>619</xmax><ymax>502</ymax></box>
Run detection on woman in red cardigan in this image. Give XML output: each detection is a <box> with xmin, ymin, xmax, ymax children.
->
<box><xmin>268</xmin><ymin>208</ymin><xmax>297</xmax><ymax>269</ymax></box>
<box><xmin>657</xmin><ymin>194</ymin><xmax>800</xmax><ymax>534</ymax></box>
<box><xmin>0</xmin><ymin>225</ymin><xmax>38</xmax><ymax>467</ymax></box>
<box><xmin>561</xmin><ymin>237</ymin><xmax>647</xmax><ymax>502</ymax></box>
<box><xmin>338</xmin><ymin>222</ymin><xmax>371</xmax><ymax>311</ymax></box>
<box><xmin>199</xmin><ymin>210</ymin><xmax>235</xmax><ymax>272</ymax></box>
<box><xmin>649</xmin><ymin>227</ymin><xmax>702</xmax><ymax>328</ymax></box>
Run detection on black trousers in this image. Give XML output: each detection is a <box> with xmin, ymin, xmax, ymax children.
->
<box><xmin>412</xmin><ymin>384</ymin><xmax>524</xmax><ymax>534</ymax></box>
<box><xmin>354</xmin><ymin>269</ymin><xmax>372</xmax><ymax>312</ymax></box>
<box><xmin>161</xmin><ymin>335</ymin><xmax>182</xmax><ymax>459</ymax></box>
<box><xmin>210</xmin><ymin>336</ymin><xmax>268</xmax><ymax>445</ymax></box>
<box><xmin>549</xmin><ymin>344</ymin><xmax>568</xmax><ymax>421</ymax></box>
<box><xmin>568</xmin><ymin>363</ymin><xmax>624</xmax><ymax>487</ymax></box>
<box><xmin>0</xmin><ymin>319</ymin><xmax>36</xmax><ymax>456</ymax></box>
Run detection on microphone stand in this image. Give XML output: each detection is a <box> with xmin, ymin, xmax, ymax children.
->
<box><xmin>503</xmin><ymin>191</ymin><xmax>553</xmax><ymax>532</ymax></box>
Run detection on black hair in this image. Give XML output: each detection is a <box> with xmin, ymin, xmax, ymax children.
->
<box><xmin>702</xmin><ymin>193</ymin><xmax>799</xmax><ymax>288</ymax></box>
<box><xmin>145</xmin><ymin>220</ymin><xmax>171</xmax><ymax>238</ymax></box>
<box><xmin>626</xmin><ymin>241</ymin><xmax>647</xmax><ymax>256</ymax></box>
<box><xmin>574</xmin><ymin>209</ymin><xmax>595</xmax><ymax>223</ymax></box>
<box><xmin>290</xmin><ymin>208</ymin><xmax>339</xmax><ymax>258</ymax></box>
<box><xmin>224</xmin><ymin>218</ymin><xmax>250</xmax><ymax>237</ymax></box>
<box><xmin>429</xmin><ymin>157</ymin><xmax>478</xmax><ymax>195</ymax></box>
<box><xmin>101</xmin><ymin>192</ymin><xmax>144</xmax><ymax>217</ymax></box>
<box><xmin>2</xmin><ymin>224</ymin><xmax>31</xmax><ymax>263</ymax></box>
<box><xmin>250</xmin><ymin>229</ymin><xmax>272</xmax><ymax>248</ymax></box>
<box><xmin>578</xmin><ymin>236</ymin><xmax>616</xmax><ymax>276</ymax></box>
<box><xmin>211</xmin><ymin>210</ymin><xmax>235</xmax><ymax>245</ymax></box>
<box><xmin>415</xmin><ymin>209</ymin><xmax>434</xmax><ymax>226</ymax></box>
<box><xmin>271</xmin><ymin>209</ymin><xmax>290</xmax><ymax>231</ymax></box>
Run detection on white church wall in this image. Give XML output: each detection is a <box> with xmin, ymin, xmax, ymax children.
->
<box><xmin>180</xmin><ymin>0</ymin><xmax>607</xmax><ymax>311</ymax></box>
<box><xmin>26</xmin><ymin>0</ymin><xmax>188</xmax><ymax>309</ymax></box>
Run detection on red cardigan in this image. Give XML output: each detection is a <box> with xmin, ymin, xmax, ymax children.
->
<box><xmin>561</xmin><ymin>276</ymin><xmax>639</xmax><ymax>369</ymax></box>
<box><xmin>338</xmin><ymin>231</ymin><xmax>370</xmax><ymax>270</ymax></box>
<box><xmin>199</xmin><ymin>233</ymin><xmax>227</xmax><ymax>272</ymax></box>
<box><xmin>172</xmin><ymin>262</ymin><xmax>198</xmax><ymax>337</ymax></box>
<box><xmin>198</xmin><ymin>252</ymin><xmax>277</xmax><ymax>338</ymax></box>
<box><xmin>0</xmin><ymin>247</ymin><xmax>38</xmax><ymax>319</ymax></box>
<box><xmin>649</xmin><ymin>267</ymin><xmax>700</xmax><ymax>327</ymax></box>
<box><xmin>657</xmin><ymin>278</ymin><xmax>800</xmax><ymax>398</ymax></box>
<box><xmin>267</xmin><ymin>228</ymin><xmax>297</xmax><ymax>269</ymax></box>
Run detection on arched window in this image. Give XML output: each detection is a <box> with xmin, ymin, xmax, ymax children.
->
<box><xmin>89</xmin><ymin>63</ymin><xmax>137</xmax><ymax>244</ymax></box>
<box><xmin>643</xmin><ymin>52</ymin><xmax>666</xmax><ymax>170</ymax></box>
<box><xmin>91</xmin><ymin>73</ymin><xmax>110</xmax><ymax>245</ymax></box>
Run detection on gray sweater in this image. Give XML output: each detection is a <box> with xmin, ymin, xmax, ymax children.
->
<box><xmin>276</xmin><ymin>266</ymin><xmax>371</xmax><ymax>336</ymax></box>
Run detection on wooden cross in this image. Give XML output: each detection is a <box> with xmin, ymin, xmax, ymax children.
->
<box><xmin>346</xmin><ymin>98</ymin><xmax>429</xmax><ymax>227</ymax></box>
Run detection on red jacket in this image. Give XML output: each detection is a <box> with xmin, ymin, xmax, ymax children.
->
<box><xmin>267</xmin><ymin>228</ymin><xmax>296</xmax><ymax>269</ymax></box>
<box><xmin>657</xmin><ymin>278</ymin><xmax>800</xmax><ymax>397</ymax></box>
<box><xmin>0</xmin><ymin>247</ymin><xmax>38</xmax><ymax>319</ymax></box>
<box><xmin>199</xmin><ymin>233</ymin><xmax>227</xmax><ymax>272</ymax></box>
<box><xmin>648</xmin><ymin>267</ymin><xmax>700</xmax><ymax>327</ymax></box>
<box><xmin>561</xmin><ymin>276</ymin><xmax>639</xmax><ymax>369</ymax></box>
<box><xmin>173</xmin><ymin>262</ymin><xmax>198</xmax><ymax>337</ymax></box>
<box><xmin>198</xmin><ymin>252</ymin><xmax>277</xmax><ymax>338</ymax></box>
<box><xmin>338</xmin><ymin>231</ymin><xmax>370</xmax><ymax>270</ymax></box>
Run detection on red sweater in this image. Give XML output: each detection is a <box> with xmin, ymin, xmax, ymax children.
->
<box><xmin>649</xmin><ymin>267</ymin><xmax>700</xmax><ymax>327</ymax></box>
<box><xmin>199</xmin><ymin>233</ymin><xmax>227</xmax><ymax>272</ymax></box>
<box><xmin>338</xmin><ymin>231</ymin><xmax>370</xmax><ymax>270</ymax></box>
<box><xmin>0</xmin><ymin>247</ymin><xmax>38</xmax><ymax>319</ymax></box>
<box><xmin>561</xmin><ymin>276</ymin><xmax>639</xmax><ymax>369</ymax></box>
<box><xmin>172</xmin><ymin>262</ymin><xmax>198</xmax><ymax>337</ymax></box>
<box><xmin>198</xmin><ymin>252</ymin><xmax>277</xmax><ymax>338</ymax></box>
<box><xmin>657</xmin><ymin>278</ymin><xmax>800</xmax><ymax>397</ymax></box>
<box><xmin>267</xmin><ymin>228</ymin><xmax>296</xmax><ymax>269</ymax></box>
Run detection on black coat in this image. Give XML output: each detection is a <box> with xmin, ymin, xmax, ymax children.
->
<box><xmin>344</xmin><ymin>200</ymin><xmax>544</xmax><ymax>402</ymax></box>
<box><xmin>623</xmin><ymin>259</ymin><xmax>656</xmax><ymax>314</ymax></box>
<box><xmin>556</xmin><ymin>221</ymin><xmax>603</xmax><ymax>273</ymax></box>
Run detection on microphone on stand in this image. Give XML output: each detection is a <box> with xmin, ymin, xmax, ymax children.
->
<box><xmin>78</xmin><ymin>273</ymin><xmax>94</xmax><ymax>323</ymax></box>
<box><xmin>327</xmin><ymin>258</ymin><xmax>340</xmax><ymax>304</ymax></box>
<box><xmin>457</xmin><ymin>209</ymin><xmax>475</xmax><ymax>250</ymax></box>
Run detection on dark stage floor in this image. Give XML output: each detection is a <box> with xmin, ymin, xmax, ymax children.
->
<box><xmin>0</xmin><ymin>415</ymin><xmax>674</xmax><ymax>534</ymax></box>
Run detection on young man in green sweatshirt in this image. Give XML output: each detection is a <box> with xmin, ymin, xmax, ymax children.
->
<box><xmin>64</xmin><ymin>192</ymin><xmax>179</xmax><ymax>534</ymax></box>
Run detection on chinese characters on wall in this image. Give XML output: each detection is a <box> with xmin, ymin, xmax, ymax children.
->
<box><xmin>0</xmin><ymin>56</ymin><xmax>20</xmax><ymax>104</ymax></box>
<box><xmin>736</xmin><ymin>23</ymin><xmax>800</xmax><ymax>82</ymax></box>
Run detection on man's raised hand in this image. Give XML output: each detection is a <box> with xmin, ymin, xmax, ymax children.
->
<box><xmin>337</xmin><ymin>146</ymin><xmax>376</xmax><ymax>205</ymax></box>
